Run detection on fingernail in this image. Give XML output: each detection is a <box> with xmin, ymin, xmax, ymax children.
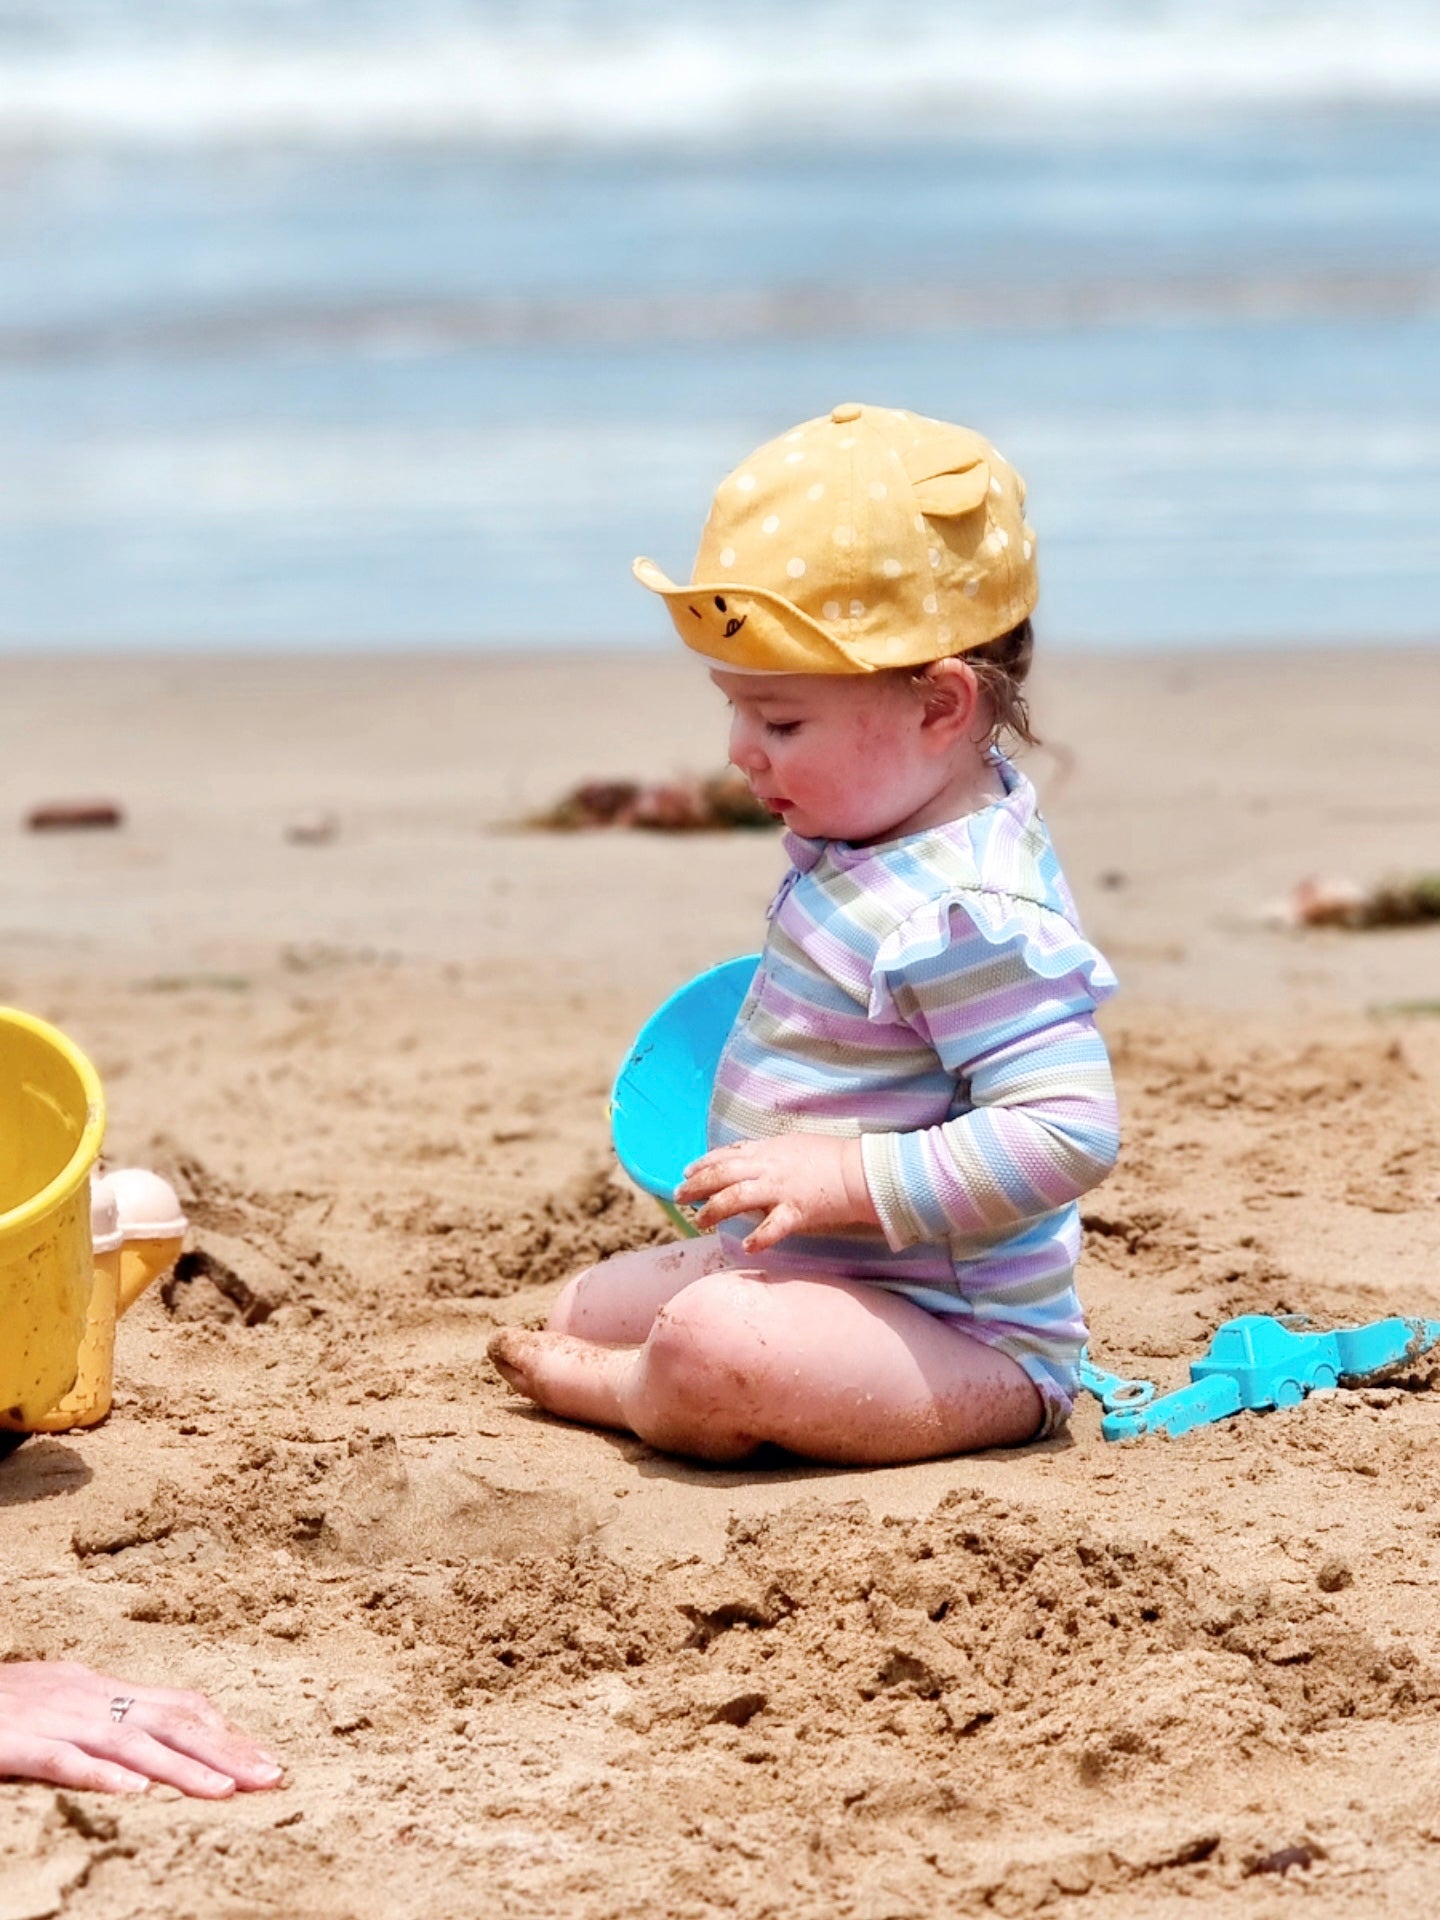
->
<box><xmin>257</xmin><ymin>1762</ymin><xmax>284</xmax><ymax>1783</ymax></box>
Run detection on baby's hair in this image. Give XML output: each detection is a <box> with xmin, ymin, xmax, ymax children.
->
<box><xmin>964</xmin><ymin>618</ymin><xmax>1039</xmax><ymax>749</ymax></box>
<box><xmin>905</xmin><ymin>618</ymin><xmax>1039</xmax><ymax>750</ymax></box>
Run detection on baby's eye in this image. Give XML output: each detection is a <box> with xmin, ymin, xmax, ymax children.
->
<box><xmin>764</xmin><ymin>720</ymin><xmax>801</xmax><ymax>737</ymax></box>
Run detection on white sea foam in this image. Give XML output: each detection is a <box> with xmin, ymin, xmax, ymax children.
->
<box><xmin>3</xmin><ymin>2</ymin><xmax>1440</xmax><ymax>148</ymax></box>
<box><xmin>3</xmin><ymin>414</ymin><xmax>1435</xmax><ymax>526</ymax></box>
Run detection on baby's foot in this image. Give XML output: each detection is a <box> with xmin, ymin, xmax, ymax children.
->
<box><xmin>487</xmin><ymin>1328</ymin><xmax>636</xmax><ymax>1433</ymax></box>
<box><xmin>487</xmin><ymin>1327</ymin><xmax>541</xmax><ymax>1397</ymax></box>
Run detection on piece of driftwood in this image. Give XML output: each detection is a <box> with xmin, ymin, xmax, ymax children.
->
<box><xmin>25</xmin><ymin>800</ymin><xmax>125</xmax><ymax>831</ymax></box>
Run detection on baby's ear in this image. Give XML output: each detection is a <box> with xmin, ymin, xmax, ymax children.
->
<box><xmin>916</xmin><ymin>657</ymin><xmax>981</xmax><ymax>731</ymax></box>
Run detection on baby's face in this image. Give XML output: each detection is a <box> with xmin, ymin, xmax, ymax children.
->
<box><xmin>713</xmin><ymin>668</ymin><xmax>965</xmax><ymax>845</ymax></box>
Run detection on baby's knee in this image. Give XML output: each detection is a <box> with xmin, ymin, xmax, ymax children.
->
<box><xmin>546</xmin><ymin>1262</ymin><xmax>603</xmax><ymax>1333</ymax></box>
<box><xmin>643</xmin><ymin>1271</ymin><xmax>774</xmax><ymax>1396</ymax></box>
<box><xmin>625</xmin><ymin>1273</ymin><xmax>773</xmax><ymax>1460</ymax></box>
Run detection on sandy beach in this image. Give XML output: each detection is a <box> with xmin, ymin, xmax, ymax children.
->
<box><xmin>3</xmin><ymin>643</ymin><xmax>1440</xmax><ymax>1918</ymax></box>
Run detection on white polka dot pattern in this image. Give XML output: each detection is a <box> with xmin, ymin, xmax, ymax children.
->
<box><xmin>632</xmin><ymin>402</ymin><xmax>1038</xmax><ymax>674</ymax></box>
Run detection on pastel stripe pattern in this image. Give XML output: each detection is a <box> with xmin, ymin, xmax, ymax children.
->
<box><xmin>707</xmin><ymin>756</ymin><xmax>1120</xmax><ymax>1432</ymax></box>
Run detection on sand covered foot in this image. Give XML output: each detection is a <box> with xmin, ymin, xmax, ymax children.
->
<box><xmin>487</xmin><ymin>1328</ymin><xmax>636</xmax><ymax>1432</ymax></box>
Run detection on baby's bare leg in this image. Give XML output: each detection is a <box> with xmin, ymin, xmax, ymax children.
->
<box><xmin>486</xmin><ymin>1236</ymin><xmax>730</xmax><ymax>1432</ymax></box>
<box><xmin>547</xmin><ymin>1234</ymin><xmax>730</xmax><ymax>1342</ymax></box>
<box><xmin>490</xmin><ymin>1268</ymin><xmax>1043</xmax><ymax>1465</ymax></box>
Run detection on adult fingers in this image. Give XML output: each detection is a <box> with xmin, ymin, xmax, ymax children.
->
<box><xmin>69</xmin><ymin>1666</ymin><xmax>270</xmax><ymax>1758</ymax></box>
<box><xmin>121</xmin><ymin>1701</ymin><xmax>283</xmax><ymax>1792</ymax></box>
<box><xmin>0</xmin><ymin>1732</ymin><xmax>150</xmax><ymax>1795</ymax></box>
<box><xmin>78</xmin><ymin>1722</ymin><xmax>241</xmax><ymax>1800</ymax></box>
<box><xmin>1</xmin><ymin>1666</ymin><xmax>281</xmax><ymax>1794</ymax></box>
<box><xmin>118</xmin><ymin>1685</ymin><xmax>232</xmax><ymax>1730</ymax></box>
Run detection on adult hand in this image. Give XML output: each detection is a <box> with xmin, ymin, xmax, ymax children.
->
<box><xmin>676</xmin><ymin>1134</ymin><xmax>879</xmax><ymax>1253</ymax></box>
<box><xmin>0</xmin><ymin>1662</ymin><xmax>284</xmax><ymax>1798</ymax></box>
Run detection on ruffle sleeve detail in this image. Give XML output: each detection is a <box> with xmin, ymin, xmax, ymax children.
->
<box><xmin>867</xmin><ymin>888</ymin><xmax>1117</xmax><ymax>1041</ymax></box>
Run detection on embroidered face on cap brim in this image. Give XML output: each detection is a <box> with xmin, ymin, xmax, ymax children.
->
<box><xmin>632</xmin><ymin>557</ymin><xmax>873</xmax><ymax>674</ymax></box>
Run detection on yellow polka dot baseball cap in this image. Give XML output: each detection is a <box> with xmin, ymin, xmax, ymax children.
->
<box><xmin>633</xmin><ymin>403</ymin><xmax>1037</xmax><ymax>675</ymax></box>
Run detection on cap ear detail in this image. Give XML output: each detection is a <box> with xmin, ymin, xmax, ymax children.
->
<box><xmin>901</xmin><ymin>424</ymin><xmax>993</xmax><ymax>520</ymax></box>
<box><xmin>911</xmin><ymin>465</ymin><xmax>991</xmax><ymax>518</ymax></box>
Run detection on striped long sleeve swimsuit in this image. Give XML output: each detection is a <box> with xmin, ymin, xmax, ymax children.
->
<box><xmin>707</xmin><ymin>756</ymin><xmax>1120</xmax><ymax>1434</ymax></box>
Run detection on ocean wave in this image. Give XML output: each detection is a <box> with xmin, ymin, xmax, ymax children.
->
<box><xmin>4</xmin><ymin>414</ymin><xmax>1437</xmax><ymax>525</ymax></box>
<box><xmin>3</xmin><ymin>268</ymin><xmax>1438</xmax><ymax>363</ymax></box>
<box><xmin>3</xmin><ymin>3</ymin><xmax>1440</xmax><ymax>148</ymax></box>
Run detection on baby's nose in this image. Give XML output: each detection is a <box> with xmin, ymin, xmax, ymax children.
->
<box><xmin>729</xmin><ymin>721</ymin><xmax>769</xmax><ymax>773</ymax></box>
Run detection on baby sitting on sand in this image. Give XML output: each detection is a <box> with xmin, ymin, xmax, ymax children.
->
<box><xmin>490</xmin><ymin>403</ymin><xmax>1119</xmax><ymax>1465</ymax></box>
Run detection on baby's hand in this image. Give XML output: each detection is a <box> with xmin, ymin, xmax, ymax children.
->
<box><xmin>676</xmin><ymin>1135</ymin><xmax>879</xmax><ymax>1254</ymax></box>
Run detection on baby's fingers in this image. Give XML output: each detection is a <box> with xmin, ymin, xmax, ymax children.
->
<box><xmin>742</xmin><ymin>1201</ymin><xmax>805</xmax><ymax>1253</ymax></box>
<box><xmin>676</xmin><ymin>1148</ymin><xmax>752</xmax><ymax>1205</ymax></box>
<box><xmin>689</xmin><ymin>1178</ymin><xmax>769</xmax><ymax>1230</ymax></box>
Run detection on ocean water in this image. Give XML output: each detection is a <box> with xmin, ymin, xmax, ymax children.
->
<box><xmin>1</xmin><ymin>1</ymin><xmax>1438</xmax><ymax>652</ymax></box>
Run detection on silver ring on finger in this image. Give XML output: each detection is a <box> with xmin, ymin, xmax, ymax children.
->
<box><xmin>110</xmin><ymin>1696</ymin><xmax>136</xmax><ymax>1723</ymax></box>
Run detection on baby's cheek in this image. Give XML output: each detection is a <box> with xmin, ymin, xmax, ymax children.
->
<box><xmin>845</xmin><ymin>721</ymin><xmax>907</xmax><ymax>795</ymax></box>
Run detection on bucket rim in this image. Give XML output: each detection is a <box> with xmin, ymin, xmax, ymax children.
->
<box><xmin>0</xmin><ymin>1005</ymin><xmax>106</xmax><ymax>1237</ymax></box>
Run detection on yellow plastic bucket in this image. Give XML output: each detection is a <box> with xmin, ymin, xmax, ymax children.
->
<box><xmin>0</xmin><ymin>1009</ymin><xmax>106</xmax><ymax>1429</ymax></box>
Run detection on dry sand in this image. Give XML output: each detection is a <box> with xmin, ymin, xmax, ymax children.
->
<box><xmin>2</xmin><ymin>645</ymin><xmax>1440</xmax><ymax>1919</ymax></box>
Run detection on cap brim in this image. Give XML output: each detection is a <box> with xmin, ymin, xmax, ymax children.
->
<box><xmin>631</xmin><ymin>556</ymin><xmax>863</xmax><ymax>674</ymax></box>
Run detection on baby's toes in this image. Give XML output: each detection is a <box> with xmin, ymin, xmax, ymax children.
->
<box><xmin>487</xmin><ymin>1328</ymin><xmax>541</xmax><ymax>1397</ymax></box>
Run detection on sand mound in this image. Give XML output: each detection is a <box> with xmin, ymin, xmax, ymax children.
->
<box><xmin>383</xmin><ymin>1490</ymin><xmax>1432</xmax><ymax>1793</ymax></box>
<box><xmin>418</xmin><ymin>1167</ymin><xmax>674</xmax><ymax>1300</ymax></box>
